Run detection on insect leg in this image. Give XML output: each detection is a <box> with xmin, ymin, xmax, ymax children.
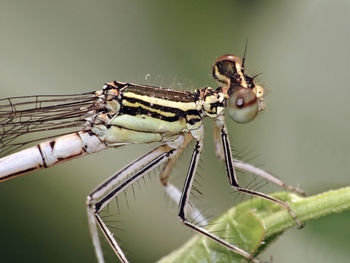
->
<box><xmin>177</xmin><ymin>128</ymin><xmax>260</xmax><ymax>262</ymax></box>
<box><xmin>233</xmin><ymin>160</ymin><xmax>306</xmax><ymax>196</ymax></box>
<box><xmin>159</xmin><ymin>133</ymin><xmax>208</xmax><ymax>226</ymax></box>
<box><xmin>159</xmin><ymin>133</ymin><xmax>193</xmax><ymax>185</ymax></box>
<box><xmin>219</xmin><ymin>124</ymin><xmax>304</xmax><ymax>228</ymax></box>
<box><xmin>87</xmin><ymin>143</ymin><xmax>179</xmax><ymax>263</ymax></box>
<box><xmin>213</xmin><ymin>124</ymin><xmax>306</xmax><ymax>196</ymax></box>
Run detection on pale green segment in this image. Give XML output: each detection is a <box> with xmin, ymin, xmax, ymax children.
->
<box><xmin>104</xmin><ymin>125</ymin><xmax>162</xmax><ymax>145</ymax></box>
<box><xmin>110</xmin><ymin>114</ymin><xmax>188</xmax><ymax>134</ymax></box>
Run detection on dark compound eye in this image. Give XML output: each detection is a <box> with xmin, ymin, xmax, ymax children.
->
<box><xmin>212</xmin><ymin>55</ymin><xmax>244</xmax><ymax>86</ymax></box>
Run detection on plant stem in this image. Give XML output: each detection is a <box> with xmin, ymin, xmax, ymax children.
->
<box><xmin>157</xmin><ymin>187</ymin><xmax>350</xmax><ymax>263</ymax></box>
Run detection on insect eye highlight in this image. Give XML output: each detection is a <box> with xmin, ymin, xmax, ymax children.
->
<box><xmin>236</xmin><ymin>97</ymin><xmax>244</xmax><ymax>107</ymax></box>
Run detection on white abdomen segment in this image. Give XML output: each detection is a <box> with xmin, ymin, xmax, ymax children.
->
<box><xmin>0</xmin><ymin>131</ymin><xmax>106</xmax><ymax>182</ymax></box>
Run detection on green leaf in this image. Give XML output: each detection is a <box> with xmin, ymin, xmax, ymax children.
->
<box><xmin>157</xmin><ymin>187</ymin><xmax>350</xmax><ymax>263</ymax></box>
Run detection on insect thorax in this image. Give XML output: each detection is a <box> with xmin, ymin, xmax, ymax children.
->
<box><xmin>82</xmin><ymin>81</ymin><xmax>228</xmax><ymax>146</ymax></box>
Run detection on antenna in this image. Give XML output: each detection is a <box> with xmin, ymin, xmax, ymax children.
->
<box><xmin>242</xmin><ymin>39</ymin><xmax>248</xmax><ymax>72</ymax></box>
<box><xmin>252</xmin><ymin>72</ymin><xmax>263</xmax><ymax>80</ymax></box>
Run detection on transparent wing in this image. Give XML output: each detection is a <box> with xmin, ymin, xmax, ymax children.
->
<box><xmin>0</xmin><ymin>92</ymin><xmax>97</xmax><ymax>156</ymax></box>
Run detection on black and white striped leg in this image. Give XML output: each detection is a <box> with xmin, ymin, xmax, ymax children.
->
<box><xmin>213</xmin><ymin>124</ymin><xmax>305</xmax><ymax>196</ymax></box>
<box><xmin>220</xmin><ymin>125</ymin><xmax>304</xmax><ymax>228</ymax></box>
<box><xmin>86</xmin><ymin>144</ymin><xmax>177</xmax><ymax>263</ymax></box>
<box><xmin>178</xmin><ymin>139</ymin><xmax>259</xmax><ymax>262</ymax></box>
<box><xmin>159</xmin><ymin>133</ymin><xmax>207</xmax><ymax>226</ymax></box>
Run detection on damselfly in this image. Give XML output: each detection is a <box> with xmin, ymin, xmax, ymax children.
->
<box><xmin>0</xmin><ymin>54</ymin><xmax>304</xmax><ymax>263</ymax></box>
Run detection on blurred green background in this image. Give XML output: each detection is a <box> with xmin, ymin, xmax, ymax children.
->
<box><xmin>1</xmin><ymin>1</ymin><xmax>350</xmax><ymax>262</ymax></box>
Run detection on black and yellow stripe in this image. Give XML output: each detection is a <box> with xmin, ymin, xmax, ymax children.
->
<box><xmin>119</xmin><ymin>83</ymin><xmax>203</xmax><ymax>126</ymax></box>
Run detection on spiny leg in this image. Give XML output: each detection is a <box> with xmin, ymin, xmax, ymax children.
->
<box><xmin>87</xmin><ymin>143</ymin><xmax>180</xmax><ymax>263</ymax></box>
<box><xmin>164</xmin><ymin>183</ymin><xmax>209</xmax><ymax>227</ymax></box>
<box><xmin>163</xmin><ymin>127</ymin><xmax>306</xmax><ymax>229</ymax></box>
<box><xmin>178</xmin><ymin>129</ymin><xmax>260</xmax><ymax>262</ymax></box>
<box><xmin>233</xmin><ymin>160</ymin><xmax>306</xmax><ymax>196</ymax></box>
<box><xmin>160</xmin><ymin>133</ymin><xmax>208</xmax><ymax>226</ymax></box>
<box><xmin>213</xmin><ymin>123</ymin><xmax>306</xmax><ymax>196</ymax></box>
<box><xmin>218</xmin><ymin>123</ymin><xmax>303</xmax><ymax>228</ymax></box>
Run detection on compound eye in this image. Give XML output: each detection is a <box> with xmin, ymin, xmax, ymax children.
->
<box><xmin>226</xmin><ymin>87</ymin><xmax>259</xmax><ymax>123</ymax></box>
<box><xmin>212</xmin><ymin>55</ymin><xmax>243</xmax><ymax>86</ymax></box>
